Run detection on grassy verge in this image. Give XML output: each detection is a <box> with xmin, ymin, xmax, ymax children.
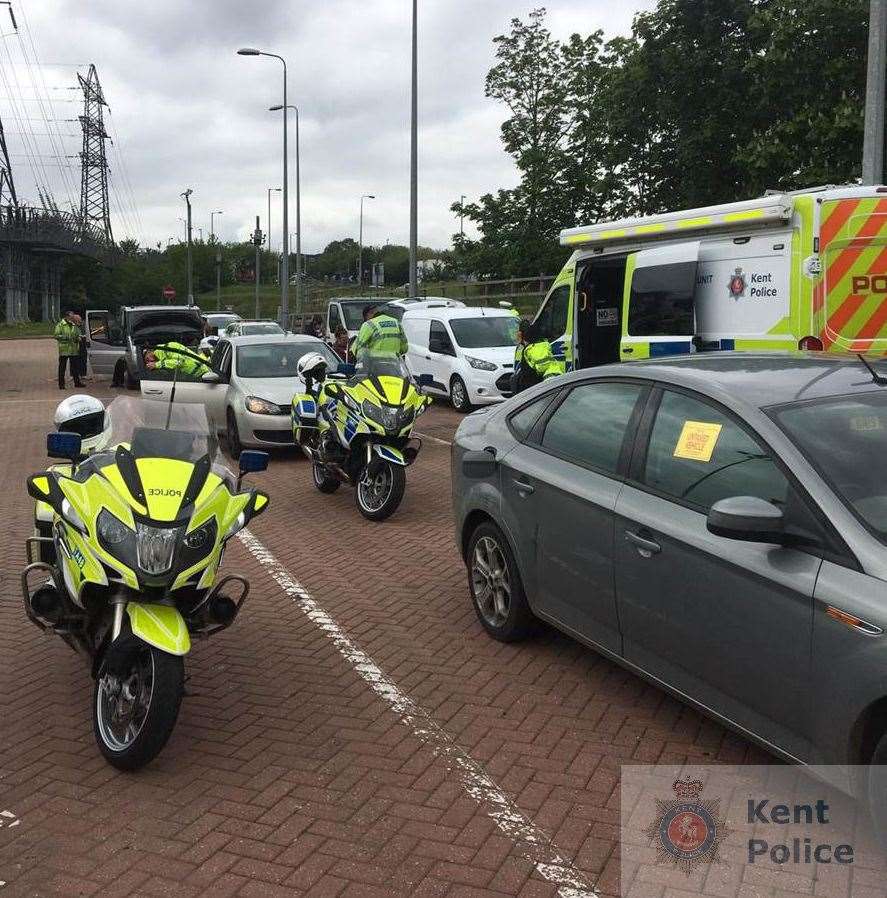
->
<box><xmin>0</xmin><ymin>321</ymin><xmax>54</xmax><ymax>339</ymax></box>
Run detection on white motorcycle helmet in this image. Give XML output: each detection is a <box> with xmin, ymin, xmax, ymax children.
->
<box><xmin>296</xmin><ymin>351</ymin><xmax>329</xmax><ymax>382</ymax></box>
<box><xmin>54</xmin><ymin>394</ymin><xmax>111</xmax><ymax>454</ymax></box>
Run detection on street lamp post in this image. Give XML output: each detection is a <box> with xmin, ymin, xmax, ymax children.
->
<box><xmin>210</xmin><ymin>210</ymin><xmax>223</xmax><ymax>243</ymax></box>
<box><xmin>266</xmin><ymin>187</ymin><xmax>281</xmax><ymax>253</ymax></box>
<box><xmin>238</xmin><ymin>48</ymin><xmax>289</xmax><ymax>328</ymax></box>
<box><xmin>358</xmin><ymin>194</ymin><xmax>375</xmax><ymax>286</ymax></box>
<box><xmin>409</xmin><ymin>0</ymin><xmax>418</xmax><ymax>299</ymax></box>
<box><xmin>180</xmin><ymin>188</ymin><xmax>194</xmax><ymax>306</ymax></box>
<box><xmin>269</xmin><ymin>104</ymin><xmax>301</xmax><ymax>314</ymax></box>
<box><xmin>459</xmin><ymin>194</ymin><xmax>466</xmax><ymax>238</ymax></box>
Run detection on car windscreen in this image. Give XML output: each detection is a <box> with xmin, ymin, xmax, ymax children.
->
<box><xmin>236</xmin><ymin>342</ymin><xmax>338</xmax><ymax>378</ymax></box>
<box><xmin>449</xmin><ymin>316</ymin><xmax>518</xmax><ymax>348</ymax></box>
<box><xmin>341</xmin><ymin>302</ymin><xmax>371</xmax><ymax>329</ymax></box>
<box><xmin>206</xmin><ymin>314</ymin><xmax>239</xmax><ymax>328</ymax></box>
<box><xmin>769</xmin><ymin>392</ymin><xmax>887</xmax><ymax>542</ymax></box>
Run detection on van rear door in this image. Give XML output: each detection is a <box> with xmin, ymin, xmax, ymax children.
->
<box><xmin>619</xmin><ymin>241</ymin><xmax>699</xmax><ymax>361</ymax></box>
<box><xmin>818</xmin><ymin>197</ymin><xmax>887</xmax><ymax>353</ymax></box>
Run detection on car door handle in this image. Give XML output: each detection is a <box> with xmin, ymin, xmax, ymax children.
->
<box><xmin>625</xmin><ymin>529</ymin><xmax>661</xmax><ymax>557</ymax></box>
<box><xmin>513</xmin><ymin>480</ymin><xmax>535</xmax><ymax>496</ymax></box>
<box><xmin>143</xmin><ymin>388</ymin><xmax>164</xmax><ymax>395</ymax></box>
<box><xmin>425</xmin><ymin>354</ymin><xmax>432</xmax><ymax>360</ymax></box>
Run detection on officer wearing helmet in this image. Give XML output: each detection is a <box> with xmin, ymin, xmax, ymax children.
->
<box><xmin>296</xmin><ymin>351</ymin><xmax>330</xmax><ymax>396</ymax></box>
<box><xmin>54</xmin><ymin>394</ymin><xmax>112</xmax><ymax>458</ymax></box>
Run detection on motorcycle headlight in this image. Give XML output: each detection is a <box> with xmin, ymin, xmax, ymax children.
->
<box><xmin>61</xmin><ymin>498</ymin><xmax>86</xmax><ymax>533</ymax></box>
<box><xmin>136</xmin><ymin>524</ymin><xmax>179</xmax><ymax>575</ymax></box>
<box><xmin>245</xmin><ymin>396</ymin><xmax>283</xmax><ymax>415</ymax></box>
<box><xmin>97</xmin><ymin>509</ymin><xmax>132</xmax><ymax>546</ymax></box>
<box><xmin>184</xmin><ymin>519</ymin><xmax>216</xmax><ymax>550</ymax></box>
<box><xmin>465</xmin><ymin>355</ymin><xmax>497</xmax><ymax>371</ymax></box>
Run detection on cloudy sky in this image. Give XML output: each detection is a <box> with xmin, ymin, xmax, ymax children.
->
<box><xmin>7</xmin><ymin>0</ymin><xmax>654</xmax><ymax>254</ymax></box>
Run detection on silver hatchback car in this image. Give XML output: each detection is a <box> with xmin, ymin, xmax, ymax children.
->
<box><xmin>452</xmin><ymin>353</ymin><xmax>887</xmax><ymax>799</ymax></box>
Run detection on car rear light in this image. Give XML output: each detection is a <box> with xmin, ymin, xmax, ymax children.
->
<box><xmin>798</xmin><ymin>336</ymin><xmax>823</xmax><ymax>351</ymax></box>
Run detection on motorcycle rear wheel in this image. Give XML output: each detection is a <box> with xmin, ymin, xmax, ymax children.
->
<box><xmin>93</xmin><ymin>641</ymin><xmax>184</xmax><ymax>771</ymax></box>
<box><xmin>356</xmin><ymin>459</ymin><xmax>406</xmax><ymax>521</ymax></box>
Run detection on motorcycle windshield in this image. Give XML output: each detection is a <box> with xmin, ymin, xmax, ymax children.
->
<box><xmin>351</xmin><ymin>353</ymin><xmax>412</xmax><ymax>385</ymax></box>
<box><xmin>104</xmin><ymin>396</ymin><xmax>222</xmax><ymax>466</ymax></box>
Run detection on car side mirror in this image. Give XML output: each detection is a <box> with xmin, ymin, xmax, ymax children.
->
<box><xmin>461</xmin><ymin>448</ymin><xmax>497</xmax><ymax>478</ymax></box>
<box><xmin>201</xmin><ymin>370</ymin><xmax>220</xmax><ymax>383</ymax></box>
<box><xmin>707</xmin><ymin>496</ymin><xmax>784</xmax><ymax>544</ymax></box>
<box><xmin>47</xmin><ymin>431</ymin><xmax>82</xmax><ymax>461</ymax></box>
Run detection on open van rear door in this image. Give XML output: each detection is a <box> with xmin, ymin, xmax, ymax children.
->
<box><xmin>619</xmin><ymin>241</ymin><xmax>699</xmax><ymax>361</ymax></box>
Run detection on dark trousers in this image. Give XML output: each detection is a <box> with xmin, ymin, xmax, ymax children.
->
<box><xmin>58</xmin><ymin>355</ymin><xmax>82</xmax><ymax>388</ymax></box>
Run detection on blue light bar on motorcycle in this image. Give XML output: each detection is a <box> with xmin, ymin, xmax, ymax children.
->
<box><xmin>47</xmin><ymin>431</ymin><xmax>82</xmax><ymax>460</ymax></box>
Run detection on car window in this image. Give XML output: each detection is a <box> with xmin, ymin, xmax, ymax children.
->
<box><xmin>208</xmin><ymin>340</ymin><xmax>228</xmax><ymax>371</ymax></box>
<box><xmin>643</xmin><ymin>390</ymin><xmax>789</xmax><ymax>511</ymax></box>
<box><xmin>540</xmin><ymin>381</ymin><xmax>644</xmax><ymax>473</ymax></box>
<box><xmin>534</xmin><ymin>284</ymin><xmax>570</xmax><ymax>341</ymax></box>
<box><xmin>509</xmin><ymin>392</ymin><xmax>557</xmax><ymax>441</ymax></box>
<box><xmin>218</xmin><ymin>344</ymin><xmax>232</xmax><ymax>378</ymax></box>
<box><xmin>429</xmin><ymin>320</ymin><xmax>455</xmax><ymax>354</ymax></box>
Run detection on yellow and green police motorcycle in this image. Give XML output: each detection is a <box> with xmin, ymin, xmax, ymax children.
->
<box><xmin>22</xmin><ymin>393</ymin><xmax>269</xmax><ymax>770</ymax></box>
<box><xmin>292</xmin><ymin>355</ymin><xmax>432</xmax><ymax>521</ymax></box>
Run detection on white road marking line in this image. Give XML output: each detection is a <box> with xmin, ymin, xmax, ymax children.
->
<box><xmin>238</xmin><ymin>528</ymin><xmax>596</xmax><ymax>898</ymax></box>
<box><xmin>414</xmin><ymin>430</ymin><xmax>452</xmax><ymax>447</ymax></box>
<box><xmin>0</xmin><ymin>810</ymin><xmax>20</xmax><ymax>828</ymax></box>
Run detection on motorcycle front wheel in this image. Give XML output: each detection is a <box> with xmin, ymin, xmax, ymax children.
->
<box><xmin>356</xmin><ymin>459</ymin><xmax>406</xmax><ymax>521</ymax></box>
<box><xmin>93</xmin><ymin>641</ymin><xmax>184</xmax><ymax>771</ymax></box>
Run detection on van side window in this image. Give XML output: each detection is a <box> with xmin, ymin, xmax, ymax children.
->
<box><xmin>627</xmin><ymin>263</ymin><xmax>695</xmax><ymax>336</ymax></box>
<box><xmin>429</xmin><ymin>320</ymin><xmax>455</xmax><ymax>355</ymax></box>
<box><xmin>535</xmin><ymin>285</ymin><xmax>570</xmax><ymax>340</ymax></box>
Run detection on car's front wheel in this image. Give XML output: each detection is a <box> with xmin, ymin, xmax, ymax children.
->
<box><xmin>227</xmin><ymin>409</ymin><xmax>243</xmax><ymax>459</ymax></box>
<box><xmin>450</xmin><ymin>375</ymin><xmax>472</xmax><ymax>413</ymax></box>
<box><xmin>467</xmin><ymin>521</ymin><xmax>535</xmax><ymax>642</ymax></box>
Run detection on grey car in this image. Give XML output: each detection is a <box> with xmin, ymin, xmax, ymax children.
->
<box><xmin>452</xmin><ymin>353</ymin><xmax>887</xmax><ymax>798</ymax></box>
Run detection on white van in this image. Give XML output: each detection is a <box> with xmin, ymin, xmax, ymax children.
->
<box><xmin>401</xmin><ymin>307</ymin><xmax>518</xmax><ymax>411</ymax></box>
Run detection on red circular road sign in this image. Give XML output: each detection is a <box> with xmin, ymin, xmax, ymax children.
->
<box><xmin>162</xmin><ymin>285</ymin><xmax>176</xmax><ymax>301</ymax></box>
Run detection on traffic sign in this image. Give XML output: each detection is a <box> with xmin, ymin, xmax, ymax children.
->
<box><xmin>162</xmin><ymin>285</ymin><xmax>176</xmax><ymax>301</ymax></box>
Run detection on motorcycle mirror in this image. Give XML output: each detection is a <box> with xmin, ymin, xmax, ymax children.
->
<box><xmin>237</xmin><ymin>450</ymin><xmax>269</xmax><ymax>490</ymax></box>
<box><xmin>416</xmin><ymin>374</ymin><xmax>434</xmax><ymax>388</ymax></box>
<box><xmin>47</xmin><ymin>431</ymin><xmax>82</xmax><ymax>461</ymax></box>
<box><xmin>336</xmin><ymin>363</ymin><xmax>356</xmax><ymax>377</ymax></box>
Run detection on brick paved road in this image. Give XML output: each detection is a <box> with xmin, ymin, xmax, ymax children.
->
<box><xmin>0</xmin><ymin>340</ymin><xmax>768</xmax><ymax>898</ymax></box>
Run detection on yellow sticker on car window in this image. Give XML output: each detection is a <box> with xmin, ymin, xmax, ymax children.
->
<box><xmin>673</xmin><ymin>421</ymin><xmax>723</xmax><ymax>462</ymax></box>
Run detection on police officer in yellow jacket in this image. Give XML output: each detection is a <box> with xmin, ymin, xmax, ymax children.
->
<box><xmin>512</xmin><ymin>319</ymin><xmax>565</xmax><ymax>394</ymax></box>
<box><xmin>352</xmin><ymin>306</ymin><xmax>408</xmax><ymax>362</ymax></box>
<box><xmin>145</xmin><ymin>341</ymin><xmax>209</xmax><ymax>377</ymax></box>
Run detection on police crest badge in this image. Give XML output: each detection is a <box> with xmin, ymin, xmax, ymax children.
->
<box><xmin>643</xmin><ymin>776</ymin><xmax>731</xmax><ymax>874</ymax></box>
<box><xmin>728</xmin><ymin>267</ymin><xmax>746</xmax><ymax>299</ymax></box>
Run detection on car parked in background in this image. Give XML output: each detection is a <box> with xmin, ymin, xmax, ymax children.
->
<box><xmin>86</xmin><ymin>305</ymin><xmax>204</xmax><ymax>388</ymax></box>
<box><xmin>453</xmin><ymin>352</ymin><xmax>887</xmax><ymax>799</ymax></box>
<box><xmin>140</xmin><ymin>333</ymin><xmax>340</xmax><ymax>455</ymax></box>
<box><xmin>402</xmin><ymin>306</ymin><xmax>518</xmax><ymax>411</ymax></box>
<box><xmin>200</xmin><ymin>312</ymin><xmax>243</xmax><ymax>353</ymax></box>
<box><xmin>224</xmin><ymin>319</ymin><xmax>285</xmax><ymax>338</ymax></box>
<box><xmin>376</xmin><ymin>297</ymin><xmax>466</xmax><ymax>320</ymax></box>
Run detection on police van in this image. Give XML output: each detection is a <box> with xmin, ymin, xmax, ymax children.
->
<box><xmin>532</xmin><ymin>185</ymin><xmax>887</xmax><ymax>369</ymax></box>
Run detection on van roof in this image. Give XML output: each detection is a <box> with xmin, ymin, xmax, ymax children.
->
<box><xmin>401</xmin><ymin>306</ymin><xmax>514</xmax><ymax>321</ymax></box>
<box><xmin>560</xmin><ymin>185</ymin><xmax>887</xmax><ymax>249</ymax></box>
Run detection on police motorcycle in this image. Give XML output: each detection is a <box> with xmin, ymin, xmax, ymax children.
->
<box><xmin>291</xmin><ymin>351</ymin><xmax>433</xmax><ymax>521</ymax></box>
<box><xmin>22</xmin><ymin>357</ymin><xmax>270</xmax><ymax>770</ymax></box>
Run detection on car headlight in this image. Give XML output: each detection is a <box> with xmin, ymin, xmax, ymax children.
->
<box><xmin>465</xmin><ymin>355</ymin><xmax>497</xmax><ymax>371</ymax></box>
<box><xmin>136</xmin><ymin>524</ymin><xmax>179</xmax><ymax>575</ymax></box>
<box><xmin>97</xmin><ymin>509</ymin><xmax>132</xmax><ymax>545</ymax></box>
<box><xmin>245</xmin><ymin>396</ymin><xmax>284</xmax><ymax>415</ymax></box>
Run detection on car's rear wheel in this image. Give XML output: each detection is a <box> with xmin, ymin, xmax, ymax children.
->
<box><xmin>450</xmin><ymin>375</ymin><xmax>472</xmax><ymax>412</ymax></box>
<box><xmin>227</xmin><ymin>409</ymin><xmax>243</xmax><ymax>459</ymax></box>
<box><xmin>467</xmin><ymin>521</ymin><xmax>535</xmax><ymax>642</ymax></box>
